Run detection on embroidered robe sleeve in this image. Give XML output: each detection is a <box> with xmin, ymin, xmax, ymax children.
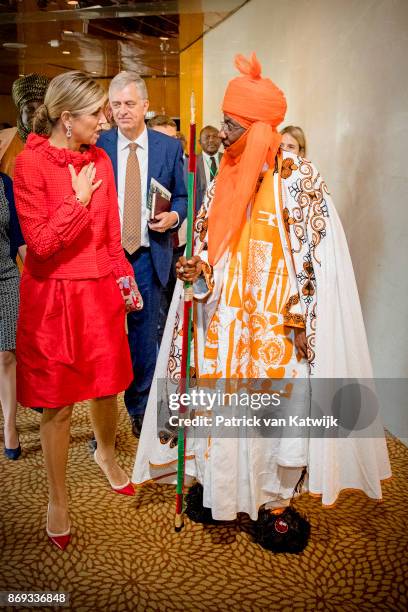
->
<box><xmin>192</xmin><ymin>185</ymin><xmax>215</xmax><ymax>300</ymax></box>
<box><xmin>282</xmin><ymin>157</ymin><xmax>326</xmax><ymax>370</ymax></box>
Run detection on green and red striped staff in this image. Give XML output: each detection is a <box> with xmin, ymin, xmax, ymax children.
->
<box><xmin>175</xmin><ymin>92</ymin><xmax>197</xmax><ymax>531</ymax></box>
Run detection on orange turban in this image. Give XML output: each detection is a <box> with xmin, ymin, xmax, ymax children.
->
<box><xmin>207</xmin><ymin>53</ymin><xmax>287</xmax><ymax>265</ymax></box>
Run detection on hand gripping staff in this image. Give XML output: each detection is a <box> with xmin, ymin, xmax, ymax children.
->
<box><xmin>175</xmin><ymin>92</ymin><xmax>196</xmax><ymax>531</ymax></box>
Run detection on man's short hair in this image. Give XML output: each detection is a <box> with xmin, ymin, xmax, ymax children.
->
<box><xmin>147</xmin><ymin>114</ymin><xmax>177</xmax><ymax>129</ymax></box>
<box><xmin>109</xmin><ymin>71</ymin><xmax>148</xmax><ymax>101</ymax></box>
<box><xmin>199</xmin><ymin>125</ymin><xmax>219</xmax><ymax>139</ymax></box>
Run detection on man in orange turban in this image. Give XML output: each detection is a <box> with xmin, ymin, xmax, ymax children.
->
<box><xmin>208</xmin><ymin>52</ymin><xmax>287</xmax><ymax>265</ymax></box>
<box><xmin>132</xmin><ymin>54</ymin><xmax>391</xmax><ymax>553</ymax></box>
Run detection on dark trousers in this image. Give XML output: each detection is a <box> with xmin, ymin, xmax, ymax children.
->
<box><xmin>124</xmin><ymin>248</ymin><xmax>162</xmax><ymax>418</ymax></box>
<box><xmin>157</xmin><ymin>245</ymin><xmax>185</xmax><ymax>347</ymax></box>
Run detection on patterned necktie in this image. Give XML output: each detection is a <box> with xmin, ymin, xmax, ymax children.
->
<box><xmin>122</xmin><ymin>142</ymin><xmax>141</xmax><ymax>255</ymax></box>
<box><xmin>210</xmin><ymin>155</ymin><xmax>217</xmax><ymax>180</ymax></box>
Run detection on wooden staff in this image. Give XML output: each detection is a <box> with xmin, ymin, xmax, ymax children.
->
<box><xmin>175</xmin><ymin>92</ymin><xmax>196</xmax><ymax>531</ymax></box>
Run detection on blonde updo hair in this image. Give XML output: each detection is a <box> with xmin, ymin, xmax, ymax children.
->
<box><xmin>33</xmin><ymin>71</ymin><xmax>106</xmax><ymax>135</ymax></box>
<box><xmin>280</xmin><ymin>125</ymin><xmax>307</xmax><ymax>157</ymax></box>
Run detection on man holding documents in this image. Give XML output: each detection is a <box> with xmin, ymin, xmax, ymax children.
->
<box><xmin>98</xmin><ymin>71</ymin><xmax>187</xmax><ymax>436</ymax></box>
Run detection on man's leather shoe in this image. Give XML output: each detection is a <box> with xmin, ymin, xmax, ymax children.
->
<box><xmin>131</xmin><ymin>415</ymin><xmax>144</xmax><ymax>438</ymax></box>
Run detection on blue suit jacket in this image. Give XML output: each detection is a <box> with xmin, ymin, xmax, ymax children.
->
<box><xmin>97</xmin><ymin>128</ymin><xmax>187</xmax><ymax>286</ymax></box>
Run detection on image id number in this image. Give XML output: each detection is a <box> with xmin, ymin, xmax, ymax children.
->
<box><xmin>0</xmin><ymin>591</ymin><xmax>69</xmax><ymax>607</ymax></box>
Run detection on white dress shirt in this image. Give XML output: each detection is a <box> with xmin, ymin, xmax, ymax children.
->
<box><xmin>117</xmin><ymin>127</ymin><xmax>150</xmax><ymax>247</ymax></box>
<box><xmin>202</xmin><ymin>151</ymin><xmax>220</xmax><ymax>185</ymax></box>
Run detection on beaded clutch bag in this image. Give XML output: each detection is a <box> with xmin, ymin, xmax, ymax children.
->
<box><xmin>116</xmin><ymin>276</ymin><xmax>143</xmax><ymax>312</ymax></box>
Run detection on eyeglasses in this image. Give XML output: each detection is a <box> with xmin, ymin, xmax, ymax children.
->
<box><xmin>220</xmin><ymin>119</ymin><xmax>245</xmax><ymax>133</ymax></box>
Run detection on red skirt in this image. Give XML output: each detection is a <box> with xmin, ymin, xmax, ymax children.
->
<box><xmin>16</xmin><ymin>271</ymin><xmax>133</xmax><ymax>408</ymax></box>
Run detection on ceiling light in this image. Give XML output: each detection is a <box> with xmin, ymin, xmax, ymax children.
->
<box><xmin>62</xmin><ymin>50</ymin><xmax>71</xmax><ymax>55</ymax></box>
<box><xmin>67</xmin><ymin>1</ymin><xmax>78</xmax><ymax>5</ymax></box>
<box><xmin>160</xmin><ymin>37</ymin><xmax>169</xmax><ymax>41</ymax></box>
<box><xmin>3</xmin><ymin>42</ymin><xmax>28</xmax><ymax>49</ymax></box>
<box><xmin>91</xmin><ymin>71</ymin><xmax>97</xmax><ymax>74</ymax></box>
<box><xmin>63</xmin><ymin>30</ymin><xmax>73</xmax><ymax>35</ymax></box>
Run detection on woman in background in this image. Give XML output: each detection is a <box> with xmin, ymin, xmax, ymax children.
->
<box><xmin>0</xmin><ymin>172</ymin><xmax>25</xmax><ymax>459</ymax></box>
<box><xmin>0</xmin><ymin>74</ymin><xmax>50</xmax><ymax>178</ymax></box>
<box><xmin>280</xmin><ymin>125</ymin><xmax>307</xmax><ymax>157</ymax></box>
<box><xmin>13</xmin><ymin>71</ymin><xmax>141</xmax><ymax>551</ymax></box>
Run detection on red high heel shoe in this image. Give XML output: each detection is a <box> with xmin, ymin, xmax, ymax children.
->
<box><xmin>46</xmin><ymin>505</ymin><xmax>71</xmax><ymax>551</ymax></box>
<box><xmin>94</xmin><ymin>450</ymin><xmax>135</xmax><ymax>496</ymax></box>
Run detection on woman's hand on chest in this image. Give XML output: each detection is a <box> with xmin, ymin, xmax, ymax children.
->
<box><xmin>68</xmin><ymin>162</ymin><xmax>102</xmax><ymax>206</ymax></box>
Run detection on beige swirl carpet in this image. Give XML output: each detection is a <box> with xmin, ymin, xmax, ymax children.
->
<box><xmin>0</xmin><ymin>397</ymin><xmax>407</xmax><ymax>611</ymax></box>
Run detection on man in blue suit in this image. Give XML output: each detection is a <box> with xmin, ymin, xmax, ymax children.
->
<box><xmin>98</xmin><ymin>72</ymin><xmax>187</xmax><ymax>437</ymax></box>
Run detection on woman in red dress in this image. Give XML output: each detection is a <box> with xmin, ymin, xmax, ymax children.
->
<box><xmin>13</xmin><ymin>72</ymin><xmax>141</xmax><ymax>550</ymax></box>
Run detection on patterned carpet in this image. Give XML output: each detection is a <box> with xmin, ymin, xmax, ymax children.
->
<box><xmin>0</xmin><ymin>397</ymin><xmax>407</xmax><ymax>612</ymax></box>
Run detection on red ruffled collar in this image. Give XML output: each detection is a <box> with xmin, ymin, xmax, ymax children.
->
<box><xmin>25</xmin><ymin>133</ymin><xmax>98</xmax><ymax>168</ymax></box>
